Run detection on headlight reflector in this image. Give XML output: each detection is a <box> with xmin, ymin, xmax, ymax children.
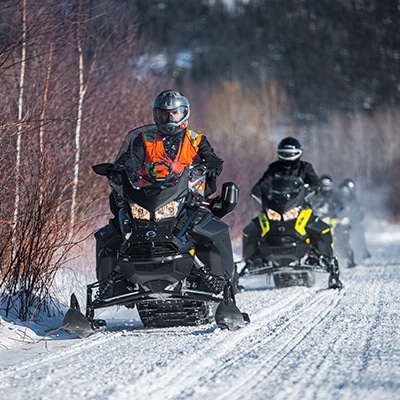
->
<box><xmin>154</xmin><ymin>201</ymin><xmax>179</xmax><ymax>221</ymax></box>
<box><xmin>131</xmin><ymin>204</ymin><xmax>151</xmax><ymax>220</ymax></box>
<box><xmin>282</xmin><ymin>207</ymin><xmax>300</xmax><ymax>221</ymax></box>
<box><xmin>267</xmin><ymin>209</ymin><xmax>281</xmax><ymax>221</ymax></box>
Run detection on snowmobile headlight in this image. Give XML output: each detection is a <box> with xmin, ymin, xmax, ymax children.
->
<box><xmin>322</xmin><ymin>216</ymin><xmax>331</xmax><ymax>225</ymax></box>
<box><xmin>267</xmin><ymin>209</ymin><xmax>281</xmax><ymax>221</ymax></box>
<box><xmin>131</xmin><ymin>204</ymin><xmax>151</xmax><ymax>220</ymax></box>
<box><xmin>154</xmin><ymin>200</ymin><xmax>180</xmax><ymax>221</ymax></box>
<box><xmin>282</xmin><ymin>207</ymin><xmax>300</xmax><ymax>221</ymax></box>
<box><xmin>340</xmin><ymin>216</ymin><xmax>350</xmax><ymax>225</ymax></box>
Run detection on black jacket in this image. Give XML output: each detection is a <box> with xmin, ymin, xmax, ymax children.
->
<box><xmin>310</xmin><ymin>190</ymin><xmax>344</xmax><ymax>218</ymax></box>
<box><xmin>255</xmin><ymin>159</ymin><xmax>321</xmax><ymax>193</ymax></box>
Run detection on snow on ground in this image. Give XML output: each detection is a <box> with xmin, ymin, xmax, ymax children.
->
<box><xmin>1</xmin><ymin>220</ymin><xmax>400</xmax><ymax>400</ymax></box>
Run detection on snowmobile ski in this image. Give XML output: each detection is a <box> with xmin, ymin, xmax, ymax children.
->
<box><xmin>215</xmin><ymin>299</ymin><xmax>250</xmax><ymax>331</ymax></box>
<box><xmin>63</xmin><ymin>293</ymin><xmax>105</xmax><ymax>338</ymax></box>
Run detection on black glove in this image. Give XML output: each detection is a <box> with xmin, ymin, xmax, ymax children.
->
<box><xmin>207</xmin><ymin>169</ymin><xmax>218</xmax><ymax>180</ymax></box>
<box><xmin>207</xmin><ymin>165</ymin><xmax>222</xmax><ymax>180</ymax></box>
<box><xmin>110</xmin><ymin>164</ymin><xmax>124</xmax><ymax>186</ymax></box>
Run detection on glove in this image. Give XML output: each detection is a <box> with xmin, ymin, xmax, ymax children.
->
<box><xmin>207</xmin><ymin>166</ymin><xmax>222</xmax><ymax>180</ymax></box>
<box><xmin>207</xmin><ymin>170</ymin><xmax>218</xmax><ymax>180</ymax></box>
<box><xmin>110</xmin><ymin>164</ymin><xmax>124</xmax><ymax>186</ymax></box>
<box><xmin>110</xmin><ymin>174</ymin><xmax>122</xmax><ymax>186</ymax></box>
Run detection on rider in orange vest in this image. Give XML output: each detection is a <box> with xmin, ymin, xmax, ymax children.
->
<box><xmin>109</xmin><ymin>90</ymin><xmax>224</xmax><ymax>216</ymax></box>
<box><xmin>94</xmin><ymin>90</ymin><xmax>228</xmax><ymax>300</ymax></box>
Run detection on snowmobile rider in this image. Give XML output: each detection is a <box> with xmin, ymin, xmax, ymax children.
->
<box><xmin>94</xmin><ymin>89</ymin><xmax>230</xmax><ymax>301</ymax></box>
<box><xmin>109</xmin><ymin>89</ymin><xmax>224</xmax><ymax>213</ymax></box>
<box><xmin>338</xmin><ymin>178</ymin><xmax>370</xmax><ymax>262</ymax></box>
<box><xmin>242</xmin><ymin>137</ymin><xmax>342</xmax><ymax>287</ymax></box>
<box><xmin>311</xmin><ymin>174</ymin><xmax>345</xmax><ymax>221</ymax></box>
<box><xmin>243</xmin><ymin>136</ymin><xmax>321</xmax><ymax>260</ymax></box>
<box><xmin>252</xmin><ymin>136</ymin><xmax>321</xmax><ymax>196</ymax></box>
<box><xmin>311</xmin><ymin>175</ymin><xmax>356</xmax><ymax>267</ymax></box>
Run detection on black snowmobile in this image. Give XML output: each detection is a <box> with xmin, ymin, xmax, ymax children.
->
<box><xmin>63</xmin><ymin>159</ymin><xmax>249</xmax><ymax>337</ymax></box>
<box><xmin>311</xmin><ymin>195</ymin><xmax>356</xmax><ymax>268</ymax></box>
<box><xmin>239</xmin><ymin>176</ymin><xmax>343</xmax><ymax>289</ymax></box>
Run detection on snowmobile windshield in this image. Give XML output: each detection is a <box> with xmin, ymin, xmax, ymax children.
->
<box><xmin>114</xmin><ymin>124</ymin><xmax>202</xmax><ymax>190</ymax></box>
<box><xmin>260</xmin><ymin>176</ymin><xmax>305</xmax><ymax>214</ymax></box>
<box><xmin>129</xmin><ymin>161</ymin><xmax>185</xmax><ymax>190</ymax></box>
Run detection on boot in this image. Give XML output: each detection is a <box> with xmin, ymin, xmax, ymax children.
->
<box><xmin>198</xmin><ymin>265</ymin><xmax>225</xmax><ymax>294</ymax></box>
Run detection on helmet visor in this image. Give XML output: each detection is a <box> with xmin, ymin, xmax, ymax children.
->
<box><xmin>321</xmin><ymin>180</ymin><xmax>333</xmax><ymax>190</ymax></box>
<box><xmin>278</xmin><ymin>149</ymin><xmax>302</xmax><ymax>161</ymax></box>
<box><xmin>154</xmin><ymin>106</ymin><xmax>188</xmax><ymax>125</ymax></box>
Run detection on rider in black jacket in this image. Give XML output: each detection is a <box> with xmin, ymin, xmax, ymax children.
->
<box><xmin>253</xmin><ymin>136</ymin><xmax>321</xmax><ymax>195</ymax></box>
<box><xmin>242</xmin><ymin>137</ymin><xmax>340</xmax><ymax>285</ymax></box>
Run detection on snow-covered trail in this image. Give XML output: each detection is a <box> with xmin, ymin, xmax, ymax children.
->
<box><xmin>1</xmin><ymin>233</ymin><xmax>400</xmax><ymax>400</ymax></box>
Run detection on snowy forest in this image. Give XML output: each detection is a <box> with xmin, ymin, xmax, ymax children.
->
<box><xmin>1</xmin><ymin>0</ymin><xmax>400</xmax><ymax>318</ymax></box>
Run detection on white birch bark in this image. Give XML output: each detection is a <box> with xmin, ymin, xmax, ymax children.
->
<box><xmin>69</xmin><ymin>14</ymin><xmax>96</xmax><ymax>241</ymax></box>
<box><xmin>69</xmin><ymin>31</ymin><xmax>85</xmax><ymax>241</ymax></box>
<box><xmin>12</xmin><ymin>0</ymin><xmax>27</xmax><ymax>255</ymax></box>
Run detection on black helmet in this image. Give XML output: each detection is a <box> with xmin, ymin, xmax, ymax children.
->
<box><xmin>320</xmin><ymin>174</ymin><xmax>334</xmax><ymax>192</ymax></box>
<box><xmin>339</xmin><ymin>178</ymin><xmax>355</xmax><ymax>190</ymax></box>
<box><xmin>277</xmin><ymin>137</ymin><xmax>303</xmax><ymax>161</ymax></box>
<box><xmin>153</xmin><ymin>90</ymin><xmax>190</xmax><ymax>135</ymax></box>
<box><xmin>338</xmin><ymin>178</ymin><xmax>355</xmax><ymax>195</ymax></box>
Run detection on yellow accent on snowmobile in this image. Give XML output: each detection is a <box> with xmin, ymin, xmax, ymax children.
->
<box><xmin>295</xmin><ymin>208</ymin><xmax>313</xmax><ymax>236</ymax></box>
<box><xmin>258</xmin><ymin>212</ymin><xmax>270</xmax><ymax>237</ymax></box>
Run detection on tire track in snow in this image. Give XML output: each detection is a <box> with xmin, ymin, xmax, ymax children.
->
<box><xmin>4</xmin><ymin>241</ymin><xmax>400</xmax><ymax>400</ymax></box>
<box><xmin>271</xmin><ymin>260</ymin><xmax>400</xmax><ymax>400</ymax></box>
<box><xmin>106</xmin><ymin>289</ymin><xmax>309</xmax><ymax>399</ymax></box>
<box><xmin>106</xmin><ymin>286</ymin><xmax>345</xmax><ymax>400</ymax></box>
<box><xmin>213</xmin><ymin>288</ymin><xmax>346</xmax><ymax>400</ymax></box>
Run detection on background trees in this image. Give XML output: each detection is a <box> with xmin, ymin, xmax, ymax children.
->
<box><xmin>0</xmin><ymin>0</ymin><xmax>169</xmax><ymax>318</ymax></box>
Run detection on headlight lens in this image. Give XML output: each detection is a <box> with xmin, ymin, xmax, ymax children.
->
<box><xmin>267</xmin><ymin>209</ymin><xmax>281</xmax><ymax>221</ymax></box>
<box><xmin>131</xmin><ymin>204</ymin><xmax>151</xmax><ymax>220</ymax></box>
<box><xmin>322</xmin><ymin>216</ymin><xmax>331</xmax><ymax>225</ymax></box>
<box><xmin>340</xmin><ymin>216</ymin><xmax>350</xmax><ymax>225</ymax></box>
<box><xmin>130</xmin><ymin>200</ymin><xmax>180</xmax><ymax>221</ymax></box>
<box><xmin>154</xmin><ymin>201</ymin><xmax>180</xmax><ymax>221</ymax></box>
<box><xmin>282</xmin><ymin>207</ymin><xmax>299</xmax><ymax>221</ymax></box>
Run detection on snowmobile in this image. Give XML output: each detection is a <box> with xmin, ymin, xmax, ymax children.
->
<box><xmin>331</xmin><ymin>217</ymin><xmax>356</xmax><ymax>268</ymax></box>
<box><xmin>63</xmin><ymin>159</ymin><xmax>249</xmax><ymax>338</ymax></box>
<box><xmin>311</xmin><ymin>197</ymin><xmax>356</xmax><ymax>268</ymax></box>
<box><xmin>239</xmin><ymin>176</ymin><xmax>342</xmax><ymax>289</ymax></box>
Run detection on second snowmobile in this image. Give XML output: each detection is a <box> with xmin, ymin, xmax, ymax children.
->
<box><xmin>239</xmin><ymin>176</ymin><xmax>343</xmax><ymax>289</ymax></box>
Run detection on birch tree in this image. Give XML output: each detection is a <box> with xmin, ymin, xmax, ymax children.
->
<box><xmin>69</xmin><ymin>2</ymin><xmax>96</xmax><ymax>240</ymax></box>
<box><xmin>12</xmin><ymin>0</ymin><xmax>26</xmax><ymax>256</ymax></box>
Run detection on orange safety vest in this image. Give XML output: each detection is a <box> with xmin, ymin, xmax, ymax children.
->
<box><xmin>140</xmin><ymin>128</ymin><xmax>203</xmax><ymax>181</ymax></box>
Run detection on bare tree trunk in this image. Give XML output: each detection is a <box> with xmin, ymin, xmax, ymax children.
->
<box><xmin>39</xmin><ymin>41</ymin><xmax>53</xmax><ymax>156</ymax></box>
<box><xmin>38</xmin><ymin>41</ymin><xmax>54</xmax><ymax>203</ymax></box>
<box><xmin>69</xmin><ymin>30</ymin><xmax>85</xmax><ymax>241</ymax></box>
<box><xmin>12</xmin><ymin>0</ymin><xmax>27</xmax><ymax>256</ymax></box>
<box><xmin>69</xmin><ymin>12</ymin><xmax>96</xmax><ymax>241</ymax></box>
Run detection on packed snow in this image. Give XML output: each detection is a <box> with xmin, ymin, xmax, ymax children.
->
<box><xmin>1</xmin><ymin>220</ymin><xmax>400</xmax><ymax>400</ymax></box>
